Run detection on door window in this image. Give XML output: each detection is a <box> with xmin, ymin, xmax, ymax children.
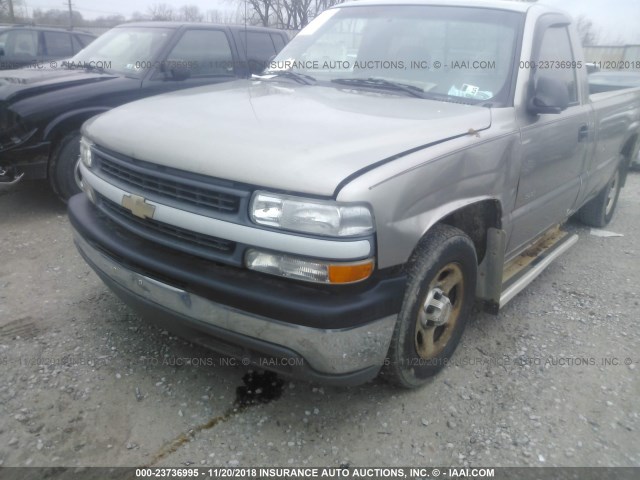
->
<box><xmin>43</xmin><ymin>31</ymin><xmax>74</xmax><ymax>57</ymax></box>
<box><xmin>166</xmin><ymin>29</ymin><xmax>234</xmax><ymax>76</ymax></box>
<box><xmin>271</xmin><ymin>33</ymin><xmax>286</xmax><ymax>53</ymax></box>
<box><xmin>8</xmin><ymin>30</ymin><xmax>38</xmax><ymax>56</ymax></box>
<box><xmin>536</xmin><ymin>26</ymin><xmax>578</xmax><ymax>104</ymax></box>
<box><xmin>75</xmin><ymin>34</ymin><xmax>95</xmax><ymax>48</ymax></box>
<box><xmin>239</xmin><ymin>32</ymin><xmax>277</xmax><ymax>74</ymax></box>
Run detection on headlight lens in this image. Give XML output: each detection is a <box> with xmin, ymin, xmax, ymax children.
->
<box><xmin>246</xmin><ymin>249</ymin><xmax>374</xmax><ymax>284</ymax></box>
<box><xmin>250</xmin><ymin>191</ymin><xmax>374</xmax><ymax>237</ymax></box>
<box><xmin>0</xmin><ymin>109</ymin><xmax>34</xmax><ymax>149</ymax></box>
<box><xmin>80</xmin><ymin>137</ymin><xmax>94</xmax><ymax>168</ymax></box>
<box><xmin>0</xmin><ymin>108</ymin><xmax>18</xmax><ymax>133</ymax></box>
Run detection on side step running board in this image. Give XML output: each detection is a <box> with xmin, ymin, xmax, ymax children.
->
<box><xmin>499</xmin><ymin>230</ymin><xmax>579</xmax><ymax>308</ymax></box>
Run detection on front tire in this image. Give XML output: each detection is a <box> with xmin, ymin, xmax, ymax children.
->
<box><xmin>49</xmin><ymin>131</ymin><xmax>82</xmax><ymax>202</ymax></box>
<box><xmin>382</xmin><ymin>224</ymin><xmax>477</xmax><ymax>388</ymax></box>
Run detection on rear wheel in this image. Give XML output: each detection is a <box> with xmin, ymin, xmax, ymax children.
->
<box><xmin>630</xmin><ymin>150</ymin><xmax>640</xmax><ymax>171</ymax></box>
<box><xmin>382</xmin><ymin>224</ymin><xmax>477</xmax><ymax>388</ymax></box>
<box><xmin>577</xmin><ymin>161</ymin><xmax>622</xmax><ymax>228</ymax></box>
<box><xmin>49</xmin><ymin>131</ymin><xmax>82</xmax><ymax>203</ymax></box>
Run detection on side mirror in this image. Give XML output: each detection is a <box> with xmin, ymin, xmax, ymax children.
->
<box><xmin>527</xmin><ymin>75</ymin><xmax>570</xmax><ymax>115</ymax></box>
<box><xmin>170</xmin><ymin>65</ymin><xmax>191</xmax><ymax>81</ymax></box>
<box><xmin>159</xmin><ymin>61</ymin><xmax>192</xmax><ymax>81</ymax></box>
<box><xmin>0</xmin><ymin>47</ymin><xmax>5</xmax><ymax>57</ymax></box>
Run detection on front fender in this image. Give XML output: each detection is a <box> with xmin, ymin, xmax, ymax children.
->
<box><xmin>43</xmin><ymin>107</ymin><xmax>111</xmax><ymax>141</ymax></box>
<box><xmin>337</xmin><ymin>129</ymin><xmax>520</xmax><ymax>269</ymax></box>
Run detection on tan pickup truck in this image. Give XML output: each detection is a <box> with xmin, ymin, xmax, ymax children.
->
<box><xmin>69</xmin><ymin>0</ymin><xmax>640</xmax><ymax>387</ymax></box>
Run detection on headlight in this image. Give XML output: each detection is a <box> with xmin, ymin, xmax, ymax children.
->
<box><xmin>0</xmin><ymin>108</ymin><xmax>18</xmax><ymax>133</ymax></box>
<box><xmin>0</xmin><ymin>109</ymin><xmax>34</xmax><ymax>149</ymax></box>
<box><xmin>80</xmin><ymin>137</ymin><xmax>94</xmax><ymax>168</ymax></box>
<box><xmin>250</xmin><ymin>191</ymin><xmax>374</xmax><ymax>237</ymax></box>
<box><xmin>246</xmin><ymin>249</ymin><xmax>374</xmax><ymax>284</ymax></box>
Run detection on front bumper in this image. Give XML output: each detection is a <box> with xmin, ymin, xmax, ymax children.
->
<box><xmin>69</xmin><ymin>194</ymin><xmax>404</xmax><ymax>385</ymax></box>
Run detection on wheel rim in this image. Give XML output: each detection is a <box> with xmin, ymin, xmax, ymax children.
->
<box><xmin>415</xmin><ymin>262</ymin><xmax>464</xmax><ymax>359</ymax></box>
<box><xmin>605</xmin><ymin>170</ymin><xmax>619</xmax><ymax>216</ymax></box>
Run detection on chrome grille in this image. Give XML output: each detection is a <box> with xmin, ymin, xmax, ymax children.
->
<box><xmin>95</xmin><ymin>150</ymin><xmax>242</xmax><ymax>214</ymax></box>
<box><xmin>99</xmin><ymin>195</ymin><xmax>236</xmax><ymax>257</ymax></box>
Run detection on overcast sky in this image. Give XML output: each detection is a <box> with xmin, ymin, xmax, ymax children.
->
<box><xmin>22</xmin><ymin>0</ymin><xmax>233</xmax><ymax>18</ymax></box>
<box><xmin>539</xmin><ymin>0</ymin><xmax>640</xmax><ymax>44</ymax></box>
<box><xmin>20</xmin><ymin>0</ymin><xmax>640</xmax><ymax>44</ymax></box>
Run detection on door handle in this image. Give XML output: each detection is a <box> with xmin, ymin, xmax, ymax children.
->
<box><xmin>578</xmin><ymin>125</ymin><xmax>589</xmax><ymax>142</ymax></box>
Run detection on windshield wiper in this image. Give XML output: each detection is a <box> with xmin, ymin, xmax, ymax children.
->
<box><xmin>83</xmin><ymin>63</ymin><xmax>107</xmax><ymax>74</ymax></box>
<box><xmin>253</xmin><ymin>70</ymin><xmax>316</xmax><ymax>85</ymax></box>
<box><xmin>331</xmin><ymin>77</ymin><xmax>427</xmax><ymax>98</ymax></box>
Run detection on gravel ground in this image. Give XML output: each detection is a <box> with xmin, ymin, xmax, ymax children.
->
<box><xmin>0</xmin><ymin>174</ymin><xmax>638</xmax><ymax>469</ymax></box>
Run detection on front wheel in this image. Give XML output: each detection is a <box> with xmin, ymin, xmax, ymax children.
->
<box><xmin>382</xmin><ymin>224</ymin><xmax>477</xmax><ymax>388</ymax></box>
<box><xmin>49</xmin><ymin>131</ymin><xmax>82</xmax><ymax>202</ymax></box>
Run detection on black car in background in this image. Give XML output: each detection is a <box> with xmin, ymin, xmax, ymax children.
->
<box><xmin>0</xmin><ymin>22</ymin><xmax>289</xmax><ymax>200</ymax></box>
<box><xmin>0</xmin><ymin>24</ymin><xmax>96</xmax><ymax>69</ymax></box>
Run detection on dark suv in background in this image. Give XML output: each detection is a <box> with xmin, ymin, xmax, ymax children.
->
<box><xmin>0</xmin><ymin>25</ymin><xmax>96</xmax><ymax>69</ymax></box>
<box><xmin>0</xmin><ymin>22</ymin><xmax>289</xmax><ymax>200</ymax></box>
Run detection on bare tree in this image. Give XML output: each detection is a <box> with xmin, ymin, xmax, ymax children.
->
<box><xmin>206</xmin><ymin>8</ymin><xmax>242</xmax><ymax>24</ymax></box>
<box><xmin>0</xmin><ymin>0</ymin><xmax>12</xmax><ymax>21</ymax></box>
<box><xmin>147</xmin><ymin>3</ymin><xmax>175</xmax><ymax>21</ymax></box>
<box><xmin>576</xmin><ymin>15</ymin><xmax>600</xmax><ymax>46</ymax></box>
<box><xmin>91</xmin><ymin>14</ymin><xmax>126</xmax><ymax>27</ymax></box>
<box><xmin>32</xmin><ymin>8</ymin><xmax>83</xmax><ymax>26</ymax></box>
<box><xmin>238</xmin><ymin>0</ymin><xmax>346</xmax><ymax>29</ymax></box>
<box><xmin>244</xmin><ymin>0</ymin><xmax>272</xmax><ymax>27</ymax></box>
<box><xmin>179</xmin><ymin>5</ymin><xmax>204</xmax><ymax>22</ymax></box>
<box><xmin>131</xmin><ymin>11</ymin><xmax>150</xmax><ymax>22</ymax></box>
<box><xmin>1</xmin><ymin>0</ymin><xmax>27</xmax><ymax>22</ymax></box>
<box><xmin>206</xmin><ymin>9</ymin><xmax>222</xmax><ymax>23</ymax></box>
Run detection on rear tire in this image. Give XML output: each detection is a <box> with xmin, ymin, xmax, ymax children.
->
<box><xmin>576</xmin><ymin>161</ymin><xmax>622</xmax><ymax>228</ymax></box>
<box><xmin>382</xmin><ymin>224</ymin><xmax>477</xmax><ymax>389</ymax></box>
<box><xmin>49</xmin><ymin>131</ymin><xmax>82</xmax><ymax>203</ymax></box>
<box><xmin>630</xmin><ymin>151</ymin><xmax>640</xmax><ymax>171</ymax></box>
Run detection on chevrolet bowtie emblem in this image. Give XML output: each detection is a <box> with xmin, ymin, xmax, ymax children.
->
<box><xmin>121</xmin><ymin>194</ymin><xmax>156</xmax><ymax>219</ymax></box>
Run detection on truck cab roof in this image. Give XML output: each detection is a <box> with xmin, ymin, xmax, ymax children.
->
<box><xmin>113</xmin><ymin>21</ymin><xmax>287</xmax><ymax>33</ymax></box>
<box><xmin>340</xmin><ymin>0</ymin><xmax>557</xmax><ymax>15</ymax></box>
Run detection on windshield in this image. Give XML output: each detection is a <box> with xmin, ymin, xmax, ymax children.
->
<box><xmin>70</xmin><ymin>26</ymin><xmax>172</xmax><ymax>76</ymax></box>
<box><xmin>266</xmin><ymin>5</ymin><xmax>523</xmax><ymax>105</ymax></box>
<box><xmin>0</xmin><ymin>29</ymin><xmax>8</xmax><ymax>51</ymax></box>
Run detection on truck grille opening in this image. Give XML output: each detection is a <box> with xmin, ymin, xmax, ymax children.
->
<box><xmin>96</xmin><ymin>151</ymin><xmax>242</xmax><ymax>214</ymax></box>
<box><xmin>99</xmin><ymin>195</ymin><xmax>236</xmax><ymax>257</ymax></box>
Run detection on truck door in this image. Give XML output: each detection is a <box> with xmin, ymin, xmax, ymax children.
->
<box><xmin>509</xmin><ymin>20</ymin><xmax>591</xmax><ymax>253</ymax></box>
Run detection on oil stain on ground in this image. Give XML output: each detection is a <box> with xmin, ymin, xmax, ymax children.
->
<box><xmin>236</xmin><ymin>371</ymin><xmax>284</xmax><ymax>407</ymax></box>
<box><xmin>146</xmin><ymin>370</ymin><xmax>285</xmax><ymax>466</ymax></box>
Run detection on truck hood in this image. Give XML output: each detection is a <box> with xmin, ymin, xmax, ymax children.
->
<box><xmin>85</xmin><ymin>80</ymin><xmax>492</xmax><ymax>197</ymax></box>
<box><xmin>0</xmin><ymin>68</ymin><xmax>118</xmax><ymax>102</ymax></box>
